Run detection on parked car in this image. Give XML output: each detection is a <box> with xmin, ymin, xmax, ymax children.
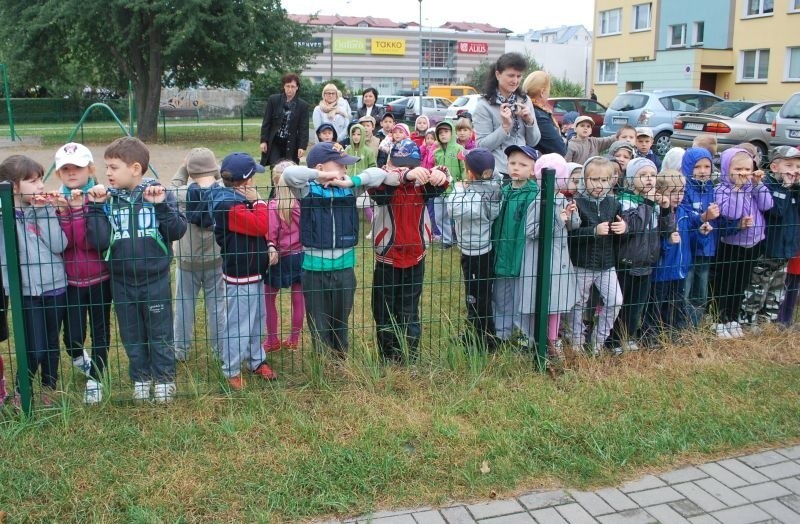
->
<box><xmin>601</xmin><ymin>89</ymin><xmax>723</xmax><ymax>156</ymax></box>
<box><xmin>771</xmin><ymin>91</ymin><xmax>800</xmax><ymax>148</ymax></box>
<box><xmin>548</xmin><ymin>97</ymin><xmax>607</xmax><ymax>137</ymax></box>
<box><xmin>402</xmin><ymin>96</ymin><xmax>452</xmax><ymax>125</ymax></box>
<box><xmin>444</xmin><ymin>94</ymin><xmax>483</xmax><ymax>121</ymax></box>
<box><xmin>384</xmin><ymin>97</ymin><xmax>413</xmax><ymax>122</ymax></box>
<box><xmin>671</xmin><ymin>100</ymin><xmax>784</xmax><ymax>158</ymax></box>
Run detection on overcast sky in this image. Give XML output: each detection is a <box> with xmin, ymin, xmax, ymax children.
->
<box><xmin>281</xmin><ymin>0</ymin><xmax>596</xmax><ymax>35</ymax></box>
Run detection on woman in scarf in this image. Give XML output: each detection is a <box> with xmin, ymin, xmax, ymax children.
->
<box><xmin>522</xmin><ymin>71</ymin><xmax>566</xmax><ymax>156</ymax></box>
<box><xmin>312</xmin><ymin>83</ymin><xmax>350</xmax><ymax>142</ymax></box>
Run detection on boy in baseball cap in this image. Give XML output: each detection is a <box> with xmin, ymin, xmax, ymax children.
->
<box><xmin>565</xmin><ymin>116</ymin><xmax>616</xmax><ymax>164</ymax></box>
<box><xmin>635</xmin><ymin>127</ymin><xmax>662</xmax><ymax>170</ymax></box>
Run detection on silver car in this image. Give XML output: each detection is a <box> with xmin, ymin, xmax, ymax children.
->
<box><xmin>771</xmin><ymin>92</ymin><xmax>800</xmax><ymax>148</ymax></box>
<box><xmin>671</xmin><ymin>100</ymin><xmax>784</xmax><ymax>158</ymax></box>
<box><xmin>403</xmin><ymin>96</ymin><xmax>452</xmax><ymax>126</ymax></box>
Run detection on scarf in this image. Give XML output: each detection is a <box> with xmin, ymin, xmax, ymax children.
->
<box><xmin>495</xmin><ymin>92</ymin><xmax>521</xmax><ymax>134</ymax></box>
<box><xmin>318</xmin><ymin>98</ymin><xmax>346</xmax><ymax>119</ymax></box>
<box><xmin>278</xmin><ymin>96</ymin><xmax>296</xmax><ymax>139</ymax></box>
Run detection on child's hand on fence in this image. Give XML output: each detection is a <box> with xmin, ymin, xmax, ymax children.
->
<box><xmin>699</xmin><ymin>221</ymin><xmax>714</xmax><ymax>235</ymax></box>
<box><xmin>236</xmin><ymin>185</ymin><xmax>260</xmax><ymax>201</ymax></box>
<box><xmin>739</xmin><ymin>215</ymin><xmax>754</xmax><ymax>229</ymax></box>
<box><xmin>702</xmin><ymin>202</ymin><xmax>720</xmax><ymax>221</ymax></box>
<box><xmin>87</xmin><ymin>185</ymin><xmax>109</xmax><ymax>204</ymax></box>
<box><xmin>407</xmin><ymin>167</ymin><xmax>430</xmax><ymax>185</ymax></box>
<box><xmin>316</xmin><ymin>170</ymin><xmax>344</xmax><ymax>187</ymax></box>
<box><xmin>610</xmin><ymin>215</ymin><xmax>627</xmax><ymax>234</ymax></box>
<box><xmin>564</xmin><ymin>201</ymin><xmax>577</xmax><ymax>215</ymax></box>
<box><xmin>752</xmin><ymin>169</ymin><xmax>765</xmax><ymax>185</ymax></box>
<box><xmin>327</xmin><ymin>176</ymin><xmax>354</xmax><ymax>188</ymax></box>
<box><xmin>31</xmin><ymin>192</ymin><xmax>57</xmax><ymax>207</ymax></box>
<box><xmin>669</xmin><ymin>231</ymin><xmax>681</xmax><ymax>244</ymax></box>
<box><xmin>267</xmin><ymin>245</ymin><xmax>278</xmax><ymax>266</ymax></box>
<box><xmin>428</xmin><ymin>168</ymin><xmax>447</xmax><ymax>186</ymax></box>
<box><xmin>595</xmin><ymin>221</ymin><xmax>610</xmax><ymax>236</ymax></box>
<box><xmin>67</xmin><ymin>189</ymin><xmax>85</xmax><ymax>208</ymax></box>
<box><xmin>143</xmin><ymin>184</ymin><xmax>166</xmax><ymax>203</ymax></box>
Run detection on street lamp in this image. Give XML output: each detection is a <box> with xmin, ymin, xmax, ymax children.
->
<box><xmin>418</xmin><ymin>0</ymin><xmax>423</xmax><ymax>110</ymax></box>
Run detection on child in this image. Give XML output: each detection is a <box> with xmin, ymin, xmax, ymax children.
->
<box><xmin>634</xmin><ymin>127</ymin><xmax>662</xmax><ymax>171</ymax></box>
<box><xmin>561</xmin><ymin>111</ymin><xmax>578</xmax><ymax>142</ymax></box>
<box><xmin>208</xmin><ymin>152</ymin><xmax>277</xmax><ymax>390</ymax></box>
<box><xmin>607</xmin><ymin>140</ymin><xmax>636</xmax><ymax>193</ymax></box>
<box><xmin>369</xmin><ymin>138</ymin><xmax>449</xmax><ymax>362</ymax></box>
<box><xmin>447</xmin><ymin>148</ymin><xmax>502</xmax><ymax>350</ymax></box>
<box><xmin>692</xmin><ymin>134</ymin><xmax>718</xmax><ymax>158</ymax></box>
<box><xmin>263</xmin><ymin>161</ymin><xmax>305</xmax><ymax>352</ymax></box>
<box><xmin>647</xmin><ymin>169</ymin><xmax>691</xmax><ymax>339</ymax></box>
<box><xmin>378</xmin><ymin>123</ymin><xmax>410</xmax><ymax>169</ymax></box>
<box><xmin>565</xmin><ymin>116</ymin><xmax>616</xmax><ymax>164</ymax></box>
<box><xmin>712</xmin><ymin>147</ymin><xmax>773</xmax><ymax>338</ymax></box>
<box><xmin>566</xmin><ymin>157</ymin><xmax>626</xmax><ymax>354</ymax></box>
<box><xmin>315</xmin><ymin>123</ymin><xmax>337</xmax><ymax>144</ymax></box>
<box><xmin>86</xmin><ymin>137</ymin><xmax>187</xmax><ymax>402</ymax></box>
<box><xmin>679</xmin><ymin>147</ymin><xmax>719</xmax><ymax>328</ymax></box>
<box><xmin>662</xmin><ymin>147</ymin><xmax>685</xmax><ymax>171</ymax></box>
<box><xmin>433</xmin><ymin>121</ymin><xmax>466</xmax><ymax>248</ymax></box>
<box><xmin>410</xmin><ymin>115</ymin><xmax>430</xmax><ymax>147</ymax></box>
<box><xmin>170</xmin><ymin>147</ymin><xmax>226</xmax><ymax>364</ymax></box>
<box><xmin>492</xmin><ymin>145</ymin><xmax>541</xmax><ymax>345</ymax></box>
<box><xmin>563</xmin><ymin>163</ymin><xmax>583</xmax><ymax>200</ymax></box>
<box><xmin>357</xmin><ymin>115</ymin><xmax>380</xmax><ymax>154</ymax></box>
<box><xmin>609</xmin><ymin>157</ymin><xmax>674</xmax><ymax>354</ymax></box>
<box><xmin>283</xmin><ymin>142</ymin><xmax>387</xmax><ymax>356</ymax></box>
<box><xmin>53</xmin><ymin>142</ymin><xmax>112</xmax><ymax>404</ymax></box>
<box><xmin>376</xmin><ymin>112</ymin><xmax>395</xmax><ymax>141</ymax></box>
<box><xmin>616</xmin><ymin>125</ymin><xmax>637</xmax><ymax>144</ymax></box>
<box><xmin>455</xmin><ymin>117</ymin><xmax>477</xmax><ymax>151</ymax></box>
<box><xmin>420</xmin><ymin>128</ymin><xmax>441</xmax><ymax>238</ymax></box>
<box><xmin>345</xmin><ymin>123</ymin><xmax>377</xmax><ymax>175</ymax></box>
<box><xmin>522</xmin><ymin>153</ymin><xmax>579</xmax><ymax>357</ymax></box>
<box><xmin>0</xmin><ymin>155</ymin><xmax>67</xmax><ymax>408</ymax></box>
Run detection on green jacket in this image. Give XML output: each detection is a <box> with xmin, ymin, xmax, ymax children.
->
<box><xmin>433</xmin><ymin>121</ymin><xmax>465</xmax><ymax>183</ymax></box>
<box><xmin>345</xmin><ymin>124</ymin><xmax>377</xmax><ymax>176</ymax></box>
<box><xmin>492</xmin><ymin>180</ymin><xmax>539</xmax><ymax>277</ymax></box>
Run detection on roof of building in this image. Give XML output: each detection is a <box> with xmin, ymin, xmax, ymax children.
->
<box><xmin>289</xmin><ymin>14</ymin><xmax>510</xmax><ymax>33</ymax></box>
<box><xmin>523</xmin><ymin>24</ymin><xmax>590</xmax><ymax>44</ymax></box>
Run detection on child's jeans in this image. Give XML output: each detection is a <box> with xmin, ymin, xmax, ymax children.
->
<box><xmin>372</xmin><ymin>261</ymin><xmax>424</xmax><ymax>362</ymax></box>
<box><xmin>646</xmin><ymin>279</ymin><xmax>688</xmax><ymax>341</ymax></box>
<box><xmin>609</xmin><ymin>270</ymin><xmax>651</xmax><ymax>348</ymax></box>
<box><xmin>778</xmin><ymin>273</ymin><xmax>800</xmax><ymax>327</ymax></box>
<box><xmin>461</xmin><ymin>251</ymin><xmax>496</xmax><ymax>345</ymax></box>
<box><xmin>174</xmin><ymin>265</ymin><xmax>226</xmax><ymax>360</ymax></box>
<box><xmin>22</xmin><ymin>292</ymin><xmax>67</xmax><ymax>390</ymax></box>
<box><xmin>302</xmin><ymin>268</ymin><xmax>356</xmax><ymax>355</ymax></box>
<box><xmin>63</xmin><ymin>280</ymin><xmax>112</xmax><ymax>380</ymax></box>
<box><xmin>222</xmin><ymin>281</ymin><xmax>266</xmax><ymax>378</ymax></box>
<box><xmin>684</xmin><ymin>256</ymin><xmax>712</xmax><ymax>328</ymax></box>
<box><xmin>433</xmin><ymin>196</ymin><xmax>454</xmax><ymax>245</ymax></box>
<box><xmin>569</xmin><ymin>268</ymin><xmax>622</xmax><ymax>347</ymax></box>
<box><xmin>494</xmin><ymin>277</ymin><xmax>523</xmax><ymax>341</ymax></box>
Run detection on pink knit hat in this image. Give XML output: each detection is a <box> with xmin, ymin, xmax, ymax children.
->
<box><xmin>534</xmin><ymin>153</ymin><xmax>569</xmax><ymax>189</ymax></box>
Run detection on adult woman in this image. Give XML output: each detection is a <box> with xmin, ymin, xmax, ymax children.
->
<box><xmin>473</xmin><ymin>53</ymin><xmax>541</xmax><ymax>177</ymax></box>
<box><xmin>259</xmin><ymin>73</ymin><xmax>310</xmax><ymax>166</ymax></box>
<box><xmin>312</xmin><ymin>83</ymin><xmax>350</xmax><ymax>141</ymax></box>
<box><xmin>522</xmin><ymin>71</ymin><xmax>566</xmax><ymax>156</ymax></box>
<box><xmin>357</xmin><ymin>87</ymin><xmax>385</xmax><ymax>121</ymax></box>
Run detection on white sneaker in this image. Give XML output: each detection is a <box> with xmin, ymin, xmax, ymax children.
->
<box><xmin>72</xmin><ymin>351</ymin><xmax>93</xmax><ymax>378</ymax></box>
<box><xmin>84</xmin><ymin>380</ymin><xmax>103</xmax><ymax>405</ymax></box>
<box><xmin>153</xmin><ymin>382</ymin><xmax>176</xmax><ymax>403</ymax></box>
<box><xmin>133</xmin><ymin>381</ymin><xmax>152</xmax><ymax>401</ymax></box>
<box><xmin>625</xmin><ymin>341</ymin><xmax>640</xmax><ymax>352</ymax></box>
<box><xmin>591</xmin><ymin>343</ymin><xmax>603</xmax><ymax>357</ymax></box>
<box><xmin>727</xmin><ymin>321</ymin><xmax>745</xmax><ymax>338</ymax></box>
<box><xmin>611</xmin><ymin>346</ymin><xmax>624</xmax><ymax>356</ymax></box>
<box><xmin>715</xmin><ymin>323</ymin><xmax>732</xmax><ymax>339</ymax></box>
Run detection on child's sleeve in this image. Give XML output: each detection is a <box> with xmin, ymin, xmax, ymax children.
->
<box><xmin>471</xmin><ymin>181</ymin><xmax>502</xmax><ymax>221</ymax></box>
<box><xmin>282</xmin><ymin>165</ymin><xmax>318</xmax><ymax>199</ymax></box>
<box><xmin>752</xmin><ymin>183</ymin><xmax>774</xmax><ymax>212</ymax></box>
<box><xmin>524</xmin><ymin>198</ymin><xmax>542</xmax><ymax>240</ymax></box>
<box><xmin>155</xmin><ymin>191</ymin><xmax>188</xmax><ymax>242</ymax></box>
<box><xmin>85</xmin><ymin>203</ymin><xmax>111</xmax><ymax>253</ymax></box>
<box><xmin>715</xmin><ymin>185</ymin><xmax>746</xmax><ymax>220</ymax></box>
<box><xmin>592</xmin><ymin>135</ymin><xmax>617</xmax><ymax>154</ymax></box>
<box><xmin>658</xmin><ymin>206</ymin><xmax>676</xmax><ymax>235</ymax></box>
<box><xmin>229</xmin><ymin>200</ymin><xmax>270</xmax><ymax>237</ymax></box>
<box><xmin>33</xmin><ymin>205</ymin><xmax>68</xmax><ymax>254</ymax></box>
<box><xmin>352</xmin><ymin>167</ymin><xmax>388</xmax><ymax>192</ymax></box>
<box><xmin>620</xmin><ymin>200</ymin><xmax>647</xmax><ymax>234</ymax></box>
<box><xmin>266</xmin><ymin>201</ymin><xmax>281</xmax><ymax>244</ymax></box>
<box><xmin>564</xmin><ymin>141</ymin><xmax>577</xmax><ymax>163</ymax></box>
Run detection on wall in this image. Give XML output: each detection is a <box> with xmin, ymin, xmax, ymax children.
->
<box><xmin>505</xmin><ymin>39</ymin><xmax>591</xmax><ymax>90</ymax></box>
<box><xmin>657</xmin><ymin>0</ymin><xmax>732</xmax><ymax>50</ymax></box>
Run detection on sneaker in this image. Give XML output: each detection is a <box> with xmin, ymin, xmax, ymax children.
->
<box><xmin>365</xmin><ymin>231</ymin><xmax>373</xmax><ymax>240</ymax></box>
<box><xmin>715</xmin><ymin>323</ymin><xmax>732</xmax><ymax>339</ymax></box>
<box><xmin>251</xmin><ymin>362</ymin><xmax>277</xmax><ymax>381</ymax></box>
<box><xmin>84</xmin><ymin>380</ymin><xmax>103</xmax><ymax>405</ymax></box>
<box><xmin>611</xmin><ymin>346</ymin><xmax>624</xmax><ymax>356</ymax></box>
<box><xmin>727</xmin><ymin>321</ymin><xmax>745</xmax><ymax>338</ymax></box>
<box><xmin>262</xmin><ymin>339</ymin><xmax>282</xmax><ymax>353</ymax></box>
<box><xmin>72</xmin><ymin>351</ymin><xmax>93</xmax><ymax>378</ymax></box>
<box><xmin>226</xmin><ymin>375</ymin><xmax>245</xmax><ymax>391</ymax></box>
<box><xmin>153</xmin><ymin>382</ymin><xmax>176</xmax><ymax>403</ymax></box>
<box><xmin>133</xmin><ymin>381</ymin><xmax>152</xmax><ymax>401</ymax></box>
<box><xmin>625</xmin><ymin>341</ymin><xmax>640</xmax><ymax>352</ymax></box>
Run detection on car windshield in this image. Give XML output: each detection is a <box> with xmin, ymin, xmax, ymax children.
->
<box><xmin>781</xmin><ymin>95</ymin><xmax>800</xmax><ymax>119</ymax></box>
<box><xmin>610</xmin><ymin>93</ymin><xmax>648</xmax><ymax>111</ymax></box>
<box><xmin>451</xmin><ymin>96</ymin><xmax>470</xmax><ymax>107</ymax></box>
<box><xmin>703</xmin><ymin>102</ymin><xmax>755</xmax><ymax>118</ymax></box>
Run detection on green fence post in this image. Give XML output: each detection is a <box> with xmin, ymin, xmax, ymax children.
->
<box><xmin>128</xmin><ymin>80</ymin><xmax>135</xmax><ymax>136</ymax></box>
<box><xmin>533</xmin><ymin>167</ymin><xmax>556</xmax><ymax>371</ymax></box>
<box><xmin>161</xmin><ymin>111</ymin><xmax>167</xmax><ymax>143</ymax></box>
<box><xmin>0</xmin><ymin>182</ymin><xmax>32</xmax><ymax>414</ymax></box>
<box><xmin>240</xmin><ymin>106</ymin><xmax>244</xmax><ymax>142</ymax></box>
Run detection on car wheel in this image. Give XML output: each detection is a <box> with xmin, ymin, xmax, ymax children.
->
<box><xmin>751</xmin><ymin>141</ymin><xmax>768</xmax><ymax>164</ymax></box>
<box><xmin>654</xmin><ymin>132</ymin><xmax>671</xmax><ymax>157</ymax></box>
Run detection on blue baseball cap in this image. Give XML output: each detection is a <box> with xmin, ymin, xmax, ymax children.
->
<box><xmin>306</xmin><ymin>142</ymin><xmax>360</xmax><ymax>168</ymax></box>
<box><xmin>464</xmin><ymin>148</ymin><xmax>495</xmax><ymax>174</ymax></box>
<box><xmin>220</xmin><ymin>152</ymin><xmax>264</xmax><ymax>181</ymax></box>
<box><xmin>504</xmin><ymin>144</ymin><xmax>540</xmax><ymax>161</ymax></box>
<box><xmin>390</xmin><ymin>138</ymin><xmax>421</xmax><ymax>167</ymax></box>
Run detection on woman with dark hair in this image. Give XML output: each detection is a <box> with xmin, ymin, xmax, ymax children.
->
<box><xmin>357</xmin><ymin>87</ymin><xmax>385</xmax><ymax>121</ymax></box>
<box><xmin>259</xmin><ymin>73</ymin><xmax>310</xmax><ymax>167</ymax></box>
<box><xmin>522</xmin><ymin>70</ymin><xmax>566</xmax><ymax>156</ymax></box>
<box><xmin>473</xmin><ymin>52</ymin><xmax>541</xmax><ymax>176</ymax></box>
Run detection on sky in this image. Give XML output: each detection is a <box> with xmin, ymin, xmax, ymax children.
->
<box><xmin>281</xmin><ymin>0</ymin><xmax>596</xmax><ymax>35</ymax></box>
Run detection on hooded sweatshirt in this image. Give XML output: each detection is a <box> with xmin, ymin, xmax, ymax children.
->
<box><xmin>679</xmin><ymin>147</ymin><xmax>719</xmax><ymax>257</ymax></box>
<box><xmin>56</xmin><ymin>179</ymin><xmax>111</xmax><ymax>286</ymax></box>
<box><xmin>410</xmin><ymin>115</ymin><xmax>430</xmax><ymax>147</ymax></box>
<box><xmin>345</xmin><ymin>124</ymin><xmax>377</xmax><ymax>176</ymax></box>
<box><xmin>433</xmin><ymin>121</ymin><xmax>466</xmax><ymax>183</ymax></box>
<box><xmin>715</xmin><ymin>147</ymin><xmax>773</xmax><ymax>248</ymax></box>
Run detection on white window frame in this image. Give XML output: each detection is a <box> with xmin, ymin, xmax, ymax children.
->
<box><xmin>597</xmin><ymin>59</ymin><xmax>619</xmax><ymax>84</ymax></box>
<box><xmin>791</xmin><ymin>0</ymin><xmax>800</xmax><ymax>12</ymax></box>
<box><xmin>668</xmin><ymin>24</ymin><xmax>687</xmax><ymax>48</ymax></box>
<box><xmin>739</xmin><ymin>49</ymin><xmax>770</xmax><ymax>82</ymax></box>
<box><xmin>786</xmin><ymin>47</ymin><xmax>800</xmax><ymax>81</ymax></box>
<box><xmin>599</xmin><ymin>9</ymin><xmax>622</xmax><ymax>36</ymax></box>
<box><xmin>743</xmin><ymin>0</ymin><xmax>774</xmax><ymax>17</ymax></box>
<box><xmin>692</xmin><ymin>21</ymin><xmax>705</xmax><ymax>46</ymax></box>
<box><xmin>632</xmin><ymin>3</ymin><xmax>652</xmax><ymax>32</ymax></box>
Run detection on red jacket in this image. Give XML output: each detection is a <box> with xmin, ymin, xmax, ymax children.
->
<box><xmin>57</xmin><ymin>202</ymin><xmax>111</xmax><ymax>287</ymax></box>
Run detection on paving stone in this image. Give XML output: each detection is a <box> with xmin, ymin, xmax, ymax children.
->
<box><xmin>668</xmin><ymin>499</ymin><xmax>706</xmax><ymax>518</ymax></box>
<box><xmin>644</xmin><ymin>504</ymin><xmax>690</xmax><ymax>524</ymax></box>
<box><xmin>660</xmin><ymin>467</ymin><xmax>708</xmax><ymax>485</ymax></box>
<box><xmin>555</xmin><ymin>503</ymin><xmax>598</xmax><ymax>524</ymax></box>
<box><xmin>479</xmin><ymin>513</ymin><xmax>534</xmax><ymax>524</ymax></box>
<box><xmin>716</xmin><ymin>459</ymin><xmax>770</xmax><ymax>484</ymax></box>
<box><xmin>627</xmin><ymin>486</ymin><xmax>684</xmax><ymax>507</ymax></box>
<box><xmin>465</xmin><ymin>499</ymin><xmax>524</xmax><ymax>520</ymax></box>
<box><xmin>361</xmin><ymin>515</ymin><xmax>416</xmax><ymax>524</ymax></box>
<box><xmin>620</xmin><ymin>475</ymin><xmax>667</xmax><ymax>494</ymax></box>
<box><xmin>366</xmin><ymin>509</ymin><xmax>425</xmax><ymax>519</ymax></box>
<box><xmin>569</xmin><ymin>491</ymin><xmax>616</xmax><ymax>516</ymax></box>
<box><xmin>758</xmin><ymin>461</ymin><xmax>800</xmax><ymax>480</ymax></box>
<box><xmin>412</xmin><ymin>510</ymin><xmax>447</xmax><ymax>524</ymax></box>
<box><xmin>757</xmin><ymin>499</ymin><xmax>800</xmax><ymax>523</ymax></box>
<box><xmin>739</xmin><ymin>451</ymin><xmax>788</xmax><ymax>468</ymax></box>
<box><xmin>595</xmin><ymin>488</ymin><xmax>639</xmax><ymax>511</ymax></box>
<box><xmin>698</xmin><ymin>463</ymin><xmax>749</xmax><ymax>488</ymax></box>
<box><xmin>710</xmin><ymin>504</ymin><xmax>773</xmax><ymax>524</ymax></box>
<box><xmin>441</xmin><ymin>506</ymin><xmax>475</xmax><ymax>524</ymax></box>
<box><xmin>735</xmin><ymin>481</ymin><xmax>792</xmax><ymax>503</ymax></box>
<box><xmin>672</xmin><ymin>481</ymin><xmax>728</xmax><ymax>512</ymax></box>
<box><xmin>518</xmin><ymin>490</ymin><xmax>574</xmax><ymax>510</ymax></box>
<box><xmin>777</xmin><ymin>476</ymin><xmax>800</xmax><ymax>495</ymax></box>
<box><xmin>694</xmin><ymin>478</ymin><xmax>749</xmax><ymax>507</ymax></box>
<box><xmin>778</xmin><ymin>445</ymin><xmax>800</xmax><ymax>460</ymax></box>
<box><xmin>778</xmin><ymin>494</ymin><xmax>800</xmax><ymax>513</ymax></box>
<box><xmin>530</xmin><ymin>507</ymin><xmax>569</xmax><ymax>524</ymax></box>
<box><xmin>687</xmin><ymin>516</ymin><xmax>721</xmax><ymax>524</ymax></box>
<box><xmin>596</xmin><ymin>509</ymin><xmax>657</xmax><ymax>524</ymax></box>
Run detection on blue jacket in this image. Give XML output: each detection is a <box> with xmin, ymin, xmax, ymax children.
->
<box><xmin>209</xmin><ymin>186</ymin><xmax>270</xmax><ymax>282</ymax></box>
<box><xmin>637</xmin><ymin>149</ymin><xmax>662</xmax><ymax>171</ymax></box>
<box><xmin>680</xmin><ymin>176</ymin><xmax>719</xmax><ymax>257</ymax></box>
<box><xmin>298</xmin><ymin>183</ymin><xmax>359</xmax><ymax>250</ymax></box>
<box><xmin>653</xmin><ymin>206</ymin><xmax>692</xmax><ymax>282</ymax></box>
<box><xmin>763</xmin><ymin>174</ymin><xmax>800</xmax><ymax>260</ymax></box>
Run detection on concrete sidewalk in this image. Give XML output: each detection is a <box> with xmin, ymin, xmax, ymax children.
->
<box><xmin>320</xmin><ymin>444</ymin><xmax>800</xmax><ymax>523</ymax></box>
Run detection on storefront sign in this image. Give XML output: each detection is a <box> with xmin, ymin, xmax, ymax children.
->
<box><xmin>371</xmin><ymin>38</ymin><xmax>406</xmax><ymax>55</ymax></box>
<box><xmin>333</xmin><ymin>37</ymin><xmax>366</xmax><ymax>54</ymax></box>
<box><xmin>298</xmin><ymin>37</ymin><xmax>324</xmax><ymax>53</ymax></box>
<box><xmin>457</xmin><ymin>41</ymin><xmax>488</xmax><ymax>55</ymax></box>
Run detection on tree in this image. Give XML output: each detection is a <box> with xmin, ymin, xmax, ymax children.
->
<box><xmin>464</xmin><ymin>54</ymin><xmax>543</xmax><ymax>93</ymax></box>
<box><xmin>0</xmin><ymin>0</ymin><xmax>315</xmax><ymax>142</ymax></box>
